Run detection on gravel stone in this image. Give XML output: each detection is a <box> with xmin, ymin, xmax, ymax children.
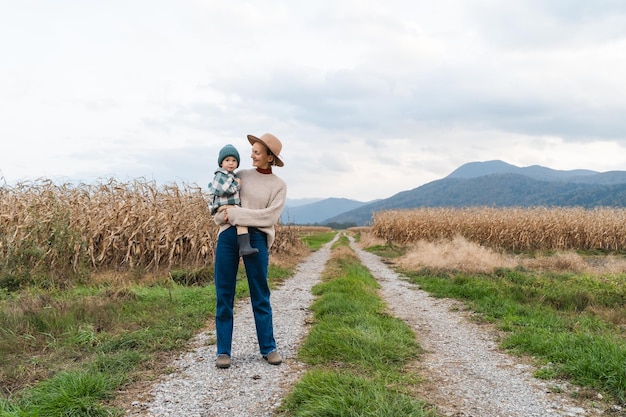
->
<box><xmin>124</xmin><ymin>236</ymin><xmax>606</xmax><ymax>416</ymax></box>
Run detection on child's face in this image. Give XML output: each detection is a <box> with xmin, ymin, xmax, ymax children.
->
<box><xmin>221</xmin><ymin>156</ymin><xmax>238</xmax><ymax>172</ymax></box>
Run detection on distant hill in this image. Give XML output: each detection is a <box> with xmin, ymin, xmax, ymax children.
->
<box><xmin>447</xmin><ymin>160</ymin><xmax>626</xmax><ymax>184</ymax></box>
<box><xmin>281</xmin><ymin>197</ymin><xmax>368</xmax><ymax>225</ymax></box>
<box><xmin>285</xmin><ymin>197</ymin><xmax>324</xmax><ymax>207</ymax></box>
<box><xmin>322</xmin><ymin>160</ymin><xmax>626</xmax><ymax>226</ymax></box>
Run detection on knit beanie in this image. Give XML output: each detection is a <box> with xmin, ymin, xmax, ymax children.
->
<box><xmin>218</xmin><ymin>144</ymin><xmax>240</xmax><ymax>167</ymax></box>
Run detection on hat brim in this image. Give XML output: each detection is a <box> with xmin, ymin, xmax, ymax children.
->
<box><xmin>247</xmin><ymin>134</ymin><xmax>284</xmax><ymax>167</ymax></box>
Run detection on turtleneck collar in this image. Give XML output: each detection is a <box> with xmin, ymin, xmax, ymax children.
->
<box><xmin>256</xmin><ymin>167</ymin><xmax>272</xmax><ymax>174</ymax></box>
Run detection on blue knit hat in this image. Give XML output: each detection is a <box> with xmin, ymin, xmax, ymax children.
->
<box><xmin>218</xmin><ymin>144</ymin><xmax>240</xmax><ymax>167</ymax></box>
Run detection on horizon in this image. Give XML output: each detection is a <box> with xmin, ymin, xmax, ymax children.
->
<box><xmin>3</xmin><ymin>158</ymin><xmax>620</xmax><ymax>203</ymax></box>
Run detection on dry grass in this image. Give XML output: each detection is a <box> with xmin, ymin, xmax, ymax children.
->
<box><xmin>521</xmin><ymin>252</ymin><xmax>626</xmax><ymax>275</ymax></box>
<box><xmin>358</xmin><ymin>231</ymin><xmax>626</xmax><ymax>275</ymax></box>
<box><xmin>290</xmin><ymin>225</ymin><xmax>333</xmax><ymax>233</ymax></box>
<box><xmin>347</xmin><ymin>226</ymin><xmax>372</xmax><ymax>234</ymax></box>
<box><xmin>396</xmin><ymin>236</ymin><xmax>518</xmax><ymax>274</ymax></box>
<box><xmin>272</xmin><ymin>225</ymin><xmax>311</xmax><ymax>269</ymax></box>
<box><xmin>357</xmin><ymin>231</ymin><xmax>387</xmax><ymax>249</ymax></box>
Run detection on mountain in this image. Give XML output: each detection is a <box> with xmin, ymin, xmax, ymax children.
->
<box><xmin>446</xmin><ymin>160</ymin><xmax>599</xmax><ymax>181</ymax></box>
<box><xmin>322</xmin><ymin>160</ymin><xmax>626</xmax><ymax>226</ymax></box>
<box><xmin>285</xmin><ymin>197</ymin><xmax>324</xmax><ymax>207</ymax></box>
<box><xmin>570</xmin><ymin>171</ymin><xmax>626</xmax><ymax>185</ymax></box>
<box><xmin>281</xmin><ymin>197</ymin><xmax>368</xmax><ymax>225</ymax></box>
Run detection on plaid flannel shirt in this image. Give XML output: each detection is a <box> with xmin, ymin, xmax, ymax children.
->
<box><xmin>208</xmin><ymin>168</ymin><xmax>241</xmax><ymax>215</ymax></box>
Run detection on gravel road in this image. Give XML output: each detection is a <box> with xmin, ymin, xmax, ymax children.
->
<box><xmin>351</xmin><ymin>242</ymin><xmax>603</xmax><ymax>417</ymax></box>
<box><xmin>124</xmin><ymin>236</ymin><xmax>606</xmax><ymax>416</ymax></box>
<box><xmin>125</xmin><ymin>236</ymin><xmax>336</xmax><ymax>416</ymax></box>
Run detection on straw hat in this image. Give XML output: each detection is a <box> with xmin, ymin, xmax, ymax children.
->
<box><xmin>247</xmin><ymin>133</ymin><xmax>284</xmax><ymax>167</ymax></box>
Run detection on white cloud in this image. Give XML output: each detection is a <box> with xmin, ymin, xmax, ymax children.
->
<box><xmin>1</xmin><ymin>1</ymin><xmax>626</xmax><ymax>201</ymax></box>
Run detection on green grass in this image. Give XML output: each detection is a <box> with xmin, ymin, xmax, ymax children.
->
<box><xmin>330</xmin><ymin>233</ymin><xmax>350</xmax><ymax>250</ymax></box>
<box><xmin>398</xmin><ymin>266</ymin><xmax>626</xmax><ymax>402</ymax></box>
<box><xmin>0</xmin><ymin>283</ymin><xmax>214</xmax><ymax>416</ymax></box>
<box><xmin>281</xmin><ymin>370</ymin><xmax>428</xmax><ymax>417</ymax></box>
<box><xmin>365</xmin><ymin>242</ymin><xmax>407</xmax><ymax>259</ymax></box>
<box><xmin>279</xmin><ymin>244</ymin><xmax>433</xmax><ymax>416</ymax></box>
<box><xmin>300</xmin><ymin>231</ymin><xmax>337</xmax><ymax>250</ymax></box>
<box><xmin>2</xmin><ymin>371</ymin><xmax>123</xmax><ymax>417</ymax></box>
<box><xmin>0</xmin><ymin>263</ymin><xmax>296</xmax><ymax>416</ymax></box>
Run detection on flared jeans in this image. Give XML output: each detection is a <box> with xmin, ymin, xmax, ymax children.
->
<box><xmin>214</xmin><ymin>226</ymin><xmax>277</xmax><ymax>357</ymax></box>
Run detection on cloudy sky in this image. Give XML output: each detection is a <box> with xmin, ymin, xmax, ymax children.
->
<box><xmin>2</xmin><ymin>1</ymin><xmax>626</xmax><ymax>201</ymax></box>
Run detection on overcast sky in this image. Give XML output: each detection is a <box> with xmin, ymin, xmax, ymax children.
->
<box><xmin>2</xmin><ymin>1</ymin><xmax>626</xmax><ymax>201</ymax></box>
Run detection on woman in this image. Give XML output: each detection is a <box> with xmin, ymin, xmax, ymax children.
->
<box><xmin>212</xmin><ymin>133</ymin><xmax>287</xmax><ymax>369</ymax></box>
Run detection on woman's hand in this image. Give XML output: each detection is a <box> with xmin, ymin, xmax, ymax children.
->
<box><xmin>213</xmin><ymin>208</ymin><xmax>229</xmax><ymax>226</ymax></box>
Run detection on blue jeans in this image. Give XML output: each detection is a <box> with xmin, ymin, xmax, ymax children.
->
<box><xmin>214</xmin><ymin>226</ymin><xmax>277</xmax><ymax>357</ymax></box>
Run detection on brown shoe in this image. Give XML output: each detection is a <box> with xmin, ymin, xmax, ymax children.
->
<box><xmin>263</xmin><ymin>350</ymin><xmax>282</xmax><ymax>365</ymax></box>
<box><xmin>216</xmin><ymin>354</ymin><xmax>231</xmax><ymax>369</ymax></box>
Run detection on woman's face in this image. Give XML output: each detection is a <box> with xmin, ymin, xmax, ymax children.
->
<box><xmin>251</xmin><ymin>142</ymin><xmax>273</xmax><ymax>169</ymax></box>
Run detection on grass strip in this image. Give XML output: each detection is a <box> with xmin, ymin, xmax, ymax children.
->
<box><xmin>279</xmin><ymin>240</ymin><xmax>434</xmax><ymax>416</ymax></box>
<box><xmin>300</xmin><ymin>231</ymin><xmax>337</xmax><ymax>251</ymax></box>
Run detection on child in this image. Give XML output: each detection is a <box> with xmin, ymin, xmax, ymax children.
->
<box><xmin>208</xmin><ymin>144</ymin><xmax>259</xmax><ymax>257</ymax></box>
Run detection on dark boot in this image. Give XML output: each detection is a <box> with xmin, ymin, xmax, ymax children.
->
<box><xmin>238</xmin><ymin>233</ymin><xmax>259</xmax><ymax>257</ymax></box>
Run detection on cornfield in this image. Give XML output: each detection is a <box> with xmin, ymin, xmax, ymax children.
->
<box><xmin>0</xmin><ymin>178</ymin><xmax>302</xmax><ymax>288</ymax></box>
<box><xmin>372</xmin><ymin>207</ymin><xmax>626</xmax><ymax>252</ymax></box>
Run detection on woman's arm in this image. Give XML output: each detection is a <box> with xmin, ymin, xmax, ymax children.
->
<box><xmin>227</xmin><ymin>186</ymin><xmax>286</xmax><ymax>228</ymax></box>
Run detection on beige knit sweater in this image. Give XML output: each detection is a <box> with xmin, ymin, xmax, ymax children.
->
<box><xmin>213</xmin><ymin>168</ymin><xmax>287</xmax><ymax>249</ymax></box>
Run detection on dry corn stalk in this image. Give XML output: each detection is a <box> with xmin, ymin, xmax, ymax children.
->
<box><xmin>372</xmin><ymin>207</ymin><xmax>626</xmax><ymax>251</ymax></box>
<box><xmin>0</xmin><ymin>178</ymin><xmax>300</xmax><ymax>281</ymax></box>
